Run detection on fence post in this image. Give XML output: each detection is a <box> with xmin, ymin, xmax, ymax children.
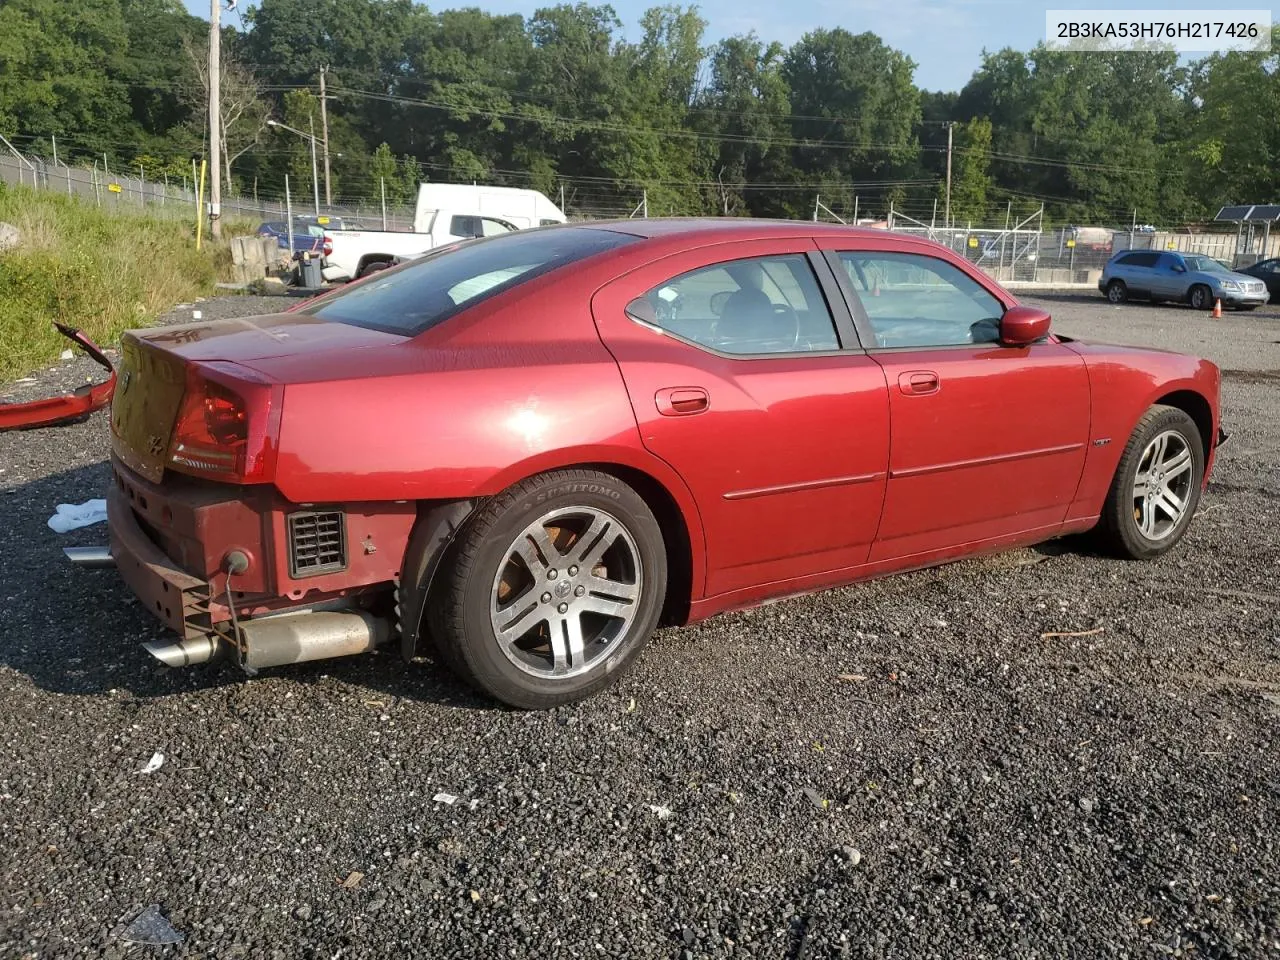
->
<box><xmin>380</xmin><ymin>177</ymin><xmax>387</xmax><ymax>230</ymax></box>
<box><xmin>139</xmin><ymin>164</ymin><xmax>146</xmax><ymax>205</ymax></box>
<box><xmin>92</xmin><ymin>161</ymin><xmax>102</xmax><ymax>208</ymax></box>
<box><xmin>285</xmin><ymin>174</ymin><xmax>295</xmax><ymax>262</ymax></box>
<box><xmin>813</xmin><ymin>194</ymin><xmax>820</xmax><ymax>222</ymax></box>
<box><xmin>1000</xmin><ymin>201</ymin><xmax>1011</xmax><ymax>279</ymax></box>
<box><xmin>66</xmin><ymin>165</ymin><xmax>72</xmax><ymax>197</ymax></box>
<box><xmin>853</xmin><ymin>196</ymin><xmax>858</xmax><ymax>226</ymax></box>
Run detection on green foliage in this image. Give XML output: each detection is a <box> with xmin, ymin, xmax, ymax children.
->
<box><xmin>2</xmin><ymin>0</ymin><xmax>1277</xmax><ymax>237</ymax></box>
<box><xmin>947</xmin><ymin>117</ymin><xmax>993</xmax><ymax>223</ymax></box>
<box><xmin>0</xmin><ymin>188</ymin><xmax>227</xmax><ymax>380</ymax></box>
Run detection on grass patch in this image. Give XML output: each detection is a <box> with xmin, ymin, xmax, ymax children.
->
<box><xmin>0</xmin><ymin>183</ymin><xmax>252</xmax><ymax>381</ymax></box>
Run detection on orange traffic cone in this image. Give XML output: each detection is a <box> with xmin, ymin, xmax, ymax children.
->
<box><xmin>1211</xmin><ymin>298</ymin><xmax>1222</xmax><ymax>319</ymax></box>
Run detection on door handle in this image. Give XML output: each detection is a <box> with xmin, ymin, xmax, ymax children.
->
<box><xmin>655</xmin><ymin>386</ymin><xmax>709</xmax><ymax>416</ymax></box>
<box><xmin>898</xmin><ymin>370</ymin><xmax>940</xmax><ymax>396</ymax></box>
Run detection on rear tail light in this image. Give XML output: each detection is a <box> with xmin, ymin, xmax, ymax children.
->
<box><xmin>322</xmin><ymin>235</ymin><xmax>333</xmax><ymax>257</ymax></box>
<box><xmin>167</xmin><ymin>363</ymin><xmax>282</xmax><ymax>483</ymax></box>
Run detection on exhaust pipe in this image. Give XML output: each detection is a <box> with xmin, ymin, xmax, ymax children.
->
<box><xmin>240</xmin><ymin>609</ymin><xmax>389</xmax><ymax>670</ymax></box>
<box><xmin>141</xmin><ymin>609</ymin><xmax>388</xmax><ymax>671</ymax></box>
<box><xmin>64</xmin><ymin>546</ymin><xmax>114</xmax><ymax>568</ymax></box>
<box><xmin>143</xmin><ymin>635</ymin><xmax>222</xmax><ymax>667</ymax></box>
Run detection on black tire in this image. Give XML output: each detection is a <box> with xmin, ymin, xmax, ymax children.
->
<box><xmin>427</xmin><ymin>469</ymin><xmax>667</xmax><ymax>709</ymax></box>
<box><xmin>1188</xmin><ymin>284</ymin><xmax>1212</xmax><ymax>311</ymax></box>
<box><xmin>1096</xmin><ymin>405</ymin><xmax>1204</xmax><ymax>560</ymax></box>
<box><xmin>1106</xmin><ymin>280</ymin><xmax>1128</xmax><ymax>304</ymax></box>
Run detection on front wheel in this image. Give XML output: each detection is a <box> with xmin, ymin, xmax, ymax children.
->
<box><xmin>428</xmin><ymin>470</ymin><xmax>667</xmax><ymax>708</ymax></box>
<box><xmin>1096</xmin><ymin>405</ymin><xmax>1204</xmax><ymax>560</ymax></box>
<box><xmin>1106</xmin><ymin>280</ymin><xmax>1128</xmax><ymax>304</ymax></box>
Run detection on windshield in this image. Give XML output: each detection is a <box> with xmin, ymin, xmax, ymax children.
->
<box><xmin>1183</xmin><ymin>255</ymin><xmax>1228</xmax><ymax>273</ymax></box>
<box><xmin>305</xmin><ymin>226</ymin><xmax>637</xmax><ymax>335</ymax></box>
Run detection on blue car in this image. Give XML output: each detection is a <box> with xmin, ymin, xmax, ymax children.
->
<box><xmin>1099</xmin><ymin>250</ymin><xmax>1269</xmax><ymax>310</ymax></box>
<box><xmin>256</xmin><ymin>216</ymin><xmax>353</xmax><ymax>257</ymax></box>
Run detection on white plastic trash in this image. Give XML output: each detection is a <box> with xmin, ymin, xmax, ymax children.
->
<box><xmin>47</xmin><ymin>499</ymin><xmax>108</xmax><ymax>532</ymax></box>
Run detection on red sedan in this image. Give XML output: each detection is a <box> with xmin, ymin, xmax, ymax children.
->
<box><xmin>79</xmin><ymin>220</ymin><xmax>1225</xmax><ymax>708</ymax></box>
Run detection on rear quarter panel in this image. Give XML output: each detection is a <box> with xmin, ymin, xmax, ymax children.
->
<box><xmin>257</xmin><ymin>257</ymin><xmax>708</xmax><ymax>593</ymax></box>
<box><xmin>1063</xmin><ymin>342</ymin><xmax>1220</xmax><ymax>522</ymax></box>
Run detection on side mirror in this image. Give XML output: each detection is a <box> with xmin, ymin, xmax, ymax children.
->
<box><xmin>625</xmin><ymin>296</ymin><xmax>659</xmax><ymax>327</ymax></box>
<box><xmin>1000</xmin><ymin>305</ymin><xmax>1051</xmax><ymax>346</ymax></box>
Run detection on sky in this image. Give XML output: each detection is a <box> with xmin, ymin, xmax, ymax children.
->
<box><xmin>187</xmin><ymin>0</ymin><xmax>1259</xmax><ymax>92</ymax></box>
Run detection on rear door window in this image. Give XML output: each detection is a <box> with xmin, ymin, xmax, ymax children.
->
<box><xmin>306</xmin><ymin>227</ymin><xmax>637</xmax><ymax>335</ymax></box>
<box><xmin>637</xmin><ymin>254</ymin><xmax>840</xmax><ymax>355</ymax></box>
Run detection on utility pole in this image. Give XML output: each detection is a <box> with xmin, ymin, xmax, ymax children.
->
<box><xmin>944</xmin><ymin>121</ymin><xmax>954</xmax><ymax>231</ymax></box>
<box><xmin>209</xmin><ymin>0</ymin><xmax>222</xmax><ymax>239</ymax></box>
<box><xmin>319</xmin><ymin>66</ymin><xmax>332</xmax><ymax>207</ymax></box>
<box><xmin>308</xmin><ymin>114</ymin><xmax>321</xmax><ymax>215</ymax></box>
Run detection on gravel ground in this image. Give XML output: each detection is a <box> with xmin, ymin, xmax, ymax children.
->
<box><xmin>1</xmin><ymin>293</ymin><xmax>1279</xmax><ymax>959</ymax></box>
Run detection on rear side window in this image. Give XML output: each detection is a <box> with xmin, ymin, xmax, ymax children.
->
<box><xmin>306</xmin><ymin>227</ymin><xmax>637</xmax><ymax>335</ymax></box>
<box><xmin>1116</xmin><ymin>252</ymin><xmax>1159</xmax><ymax>267</ymax></box>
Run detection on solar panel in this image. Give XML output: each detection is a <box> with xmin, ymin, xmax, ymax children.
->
<box><xmin>1215</xmin><ymin>205</ymin><xmax>1253</xmax><ymax>221</ymax></box>
<box><xmin>1215</xmin><ymin>205</ymin><xmax>1280</xmax><ymax>221</ymax></box>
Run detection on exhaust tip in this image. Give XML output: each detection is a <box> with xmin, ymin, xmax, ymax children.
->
<box><xmin>143</xmin><ymin>636</ymin><xmax>221</xmax><ymax>667</ymax></box>
<box><xmin>64</xmin><ymin>546</ymin><xmax>114</xmax><ymax>568</ymax></box>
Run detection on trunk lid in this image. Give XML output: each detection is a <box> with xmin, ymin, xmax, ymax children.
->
<box><xmin>111</xmin><ymin>334</ymin><xmax>190</xmax><ymax>482</ymax></box>
<box><xmin>130</xmin><ymin>311</ymin><xmax>406</xmax><ymax>362</ymax></box>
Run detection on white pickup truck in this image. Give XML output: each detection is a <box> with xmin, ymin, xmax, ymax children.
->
<box><xmin>320</xmin><ymin>184</ymin><xmax>567</xmax><ymax>282</ymax></box>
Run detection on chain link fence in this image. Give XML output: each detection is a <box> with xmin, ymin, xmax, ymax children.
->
<box><xmin>7</xmin><ymin>142</ymin><xmax>1276</xmax><ymax>285</ymax></box>
<box><xmin>0</xmin><ymin>150</ymin><xmax>418</xmax><ymax>230</ymax></box>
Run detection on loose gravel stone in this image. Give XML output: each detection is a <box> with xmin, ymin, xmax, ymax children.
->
<box><xmin>1</xmin><ymin>294</ymin><xmax>1279</xmax><ymax>957</ymax></box>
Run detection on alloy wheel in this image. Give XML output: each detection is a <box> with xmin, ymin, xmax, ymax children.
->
<box><xmin>490</xmin><ymin>507</ymin><xmax>642</xmax><ymax>679</ymax></box>
<box><xmin>1132</xmin><ymin>429</ymin><xmax>1194</xmax><ymax>541</ymax></box>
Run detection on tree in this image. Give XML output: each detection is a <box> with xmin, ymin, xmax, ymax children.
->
<box><xmin>783</xmin><ymin>29</ymin><xmax>921</xmax><ymax>215</ymax></box>
<box><xmin>0</xmin><ymin>0</ymin><xmax>134</xmax><ymax>157</ymax></box>
<box><xmin>1188</xmin><ymin>26</ymin><xmax>1280</xmax><ymax>208</ymax></box>
<box><xmin>370</xmin><ymin>141</ymin><xmax>400</xmax><ymax>202</ymax></box>
<box><xmin>182</xmin><ymin>37</ymin><xmax>271</xmax><ymax>195</ymax></box>
<box><xmin>947</xmin><ymin>116</ymin><xmax>993</xmax><ymax>223</ymax></box>
<box><xmin>700</xmin><ymin>34</ymin><xmax>793</xmax><ymax>217</ymax></box>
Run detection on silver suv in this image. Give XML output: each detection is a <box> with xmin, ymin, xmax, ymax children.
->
<box><xmin>1099</xmin><ymin>250</ymin><xmax>1269</xmax><ymax>310</ymax></box>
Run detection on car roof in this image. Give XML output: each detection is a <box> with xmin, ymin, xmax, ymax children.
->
<box><xmin>575</xmin><ymin>217</ymin><xmax>894</xmax><ymax>244</ymax></box>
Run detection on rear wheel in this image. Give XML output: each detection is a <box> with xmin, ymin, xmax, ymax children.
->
<box><xmin>1096</xmin><ymin>405</ymin><xmax>1203</xmax><ymax>560</ymax></box>
<box><xmin>1188</xmin><ymin>284</ymin><xmax>1212</xmax><ymax>310</ymax></box>
<box><xmin>357</xmin><ymin>259</ymin><xmax>392</xmax><ymax>279</ymax></box>
<box><xmin>1106</xmin><ymin>280</ymin><xmax>1128</xmax><ymax>304</ymax></box>
<box><xmin>428</xmin><ymin>470</ymin><xmax>667</xmax><ymax>708</ymax></box>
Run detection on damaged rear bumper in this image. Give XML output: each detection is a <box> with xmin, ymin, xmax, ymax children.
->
<box><xmin>0</xmin><ymin>324</ymin><xmax>116</xmax><ymax>431</ymax></box>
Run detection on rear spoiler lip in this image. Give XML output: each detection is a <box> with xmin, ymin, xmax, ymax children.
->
<box><xmin>0</xmin><ymin>323</ymin><xmax>116</xmax><ymax>431</ymax></box>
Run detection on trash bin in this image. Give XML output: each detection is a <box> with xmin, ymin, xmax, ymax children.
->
<box><xmin>298</xmin><ymin>252</ymin><xmax>323</xmax><ymax>288</ymax></box>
